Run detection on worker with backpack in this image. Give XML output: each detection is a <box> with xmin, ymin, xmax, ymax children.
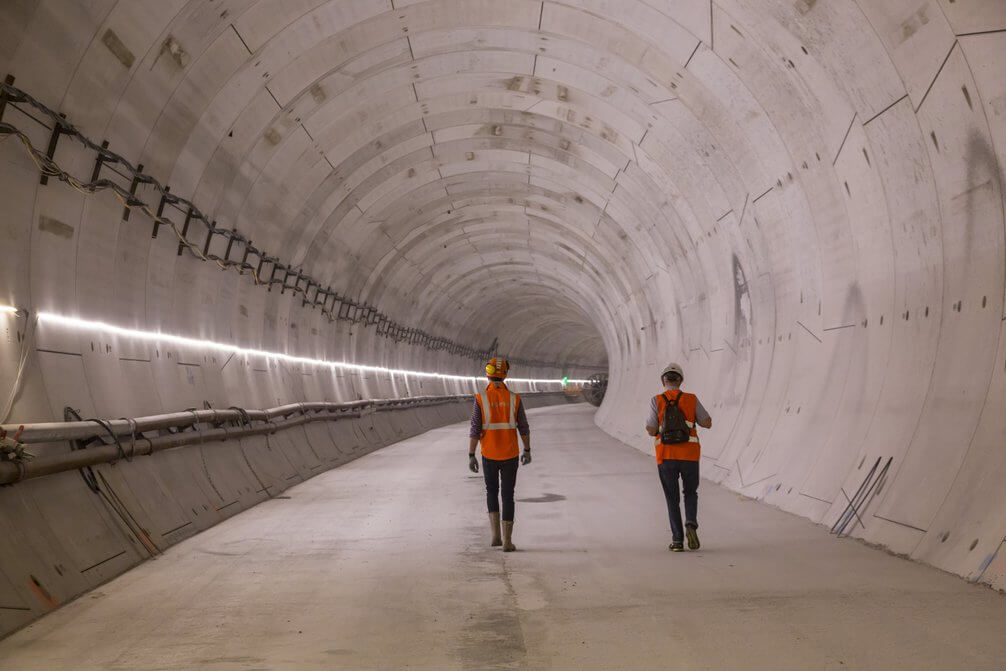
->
<box><xmin>645</xmin><ymin>363</ymin><xmax>712</xmax><ymax>552</ymax></box>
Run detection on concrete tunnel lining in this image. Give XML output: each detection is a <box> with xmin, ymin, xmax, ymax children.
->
<box><xmin>0</xmin><ymin>0</ymin><xmax>1005</xmax><ymax>642</ymax></box>
<box><xmin>5</xmin><ymin>404</ymin><xmax>1006</xmax><ymax>669</ymax></box>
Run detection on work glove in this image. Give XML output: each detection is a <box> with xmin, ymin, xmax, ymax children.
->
<box><xmin>521</xmin><ymin>450</ymin><xmax>532</xmax><ymax>466</ymax></box>
<box><xmin>469</xmin><ymin>454</ymin><xmax>479</xmax><ymax>473</ymax></box>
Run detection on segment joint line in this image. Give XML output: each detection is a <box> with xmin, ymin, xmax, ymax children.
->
<box><xmin>685</xmin><ymin>40</ymin><xmax>702</xmax><ymax>69</ymax></box>
<box><xmin>915</xmin><ymin>40</ymin><xmax>958</xmax><ymax>113</ymax></box>
<box><xmin>863</xmin><ymin>94</ymin><xmax>908</xmax><ymax>126</ymax></box>
<box><xmin>955</xmin><ymin>28</ymin><xmax>1006</xmax><ymax>37</ymax></box>
<box><xmin>264</xmin><ymin>85</ymin><xmax>282</xmax><ymax>109</ymax></box>
<box><xmin>231</xmin><ymin>24</ymin><xmax>253</xmax><ymax>55</ymax></box>
<box><xmin>832</xmin><ymin>114</ymin><xmax>857</xmax><ymax>166</ymax></box>
<box><xmin>796</xmin><ymin>320</ymin><xmax>822</xmax><ymax>343</ymax></box>
<box><xmin>709</xmin><ymin>1</ymin><xmax>714</xmax><ymax>52</ymax></box>
<box><xmin>753</xmin><ymin>186</ymin><xmax>773</xmax><ymax>203</ymax></box>
<box><xmin>737</xmin><ymin>192</ymin><xmax>749</xmax><ymax>226</ymax></box>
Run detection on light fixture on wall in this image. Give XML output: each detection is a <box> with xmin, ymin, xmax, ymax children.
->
<box><xmin>35</xmin><ymin>312</ymin><xmax>589</xmax><ymax>385</ymax></box>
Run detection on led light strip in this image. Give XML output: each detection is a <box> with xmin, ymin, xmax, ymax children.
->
<box><xmin>33</xmin><ymin>311</ymin><xmax>591</xmax><ymax>385</ymax></box>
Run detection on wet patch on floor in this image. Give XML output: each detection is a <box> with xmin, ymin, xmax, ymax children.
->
<box><xmin>194</xmin><ymin>548</ymin><xmax>241</xmax><ymax>556</ymax></box>
<box><xmin>517</xmin><ymin>493</ymin><xmax>565</xmax><ymax>503</ymax></box>
<box><xmin>454</xmin><ymin>523</ymin><xmax>534</xmax><ymax>668</ymax></box>
<box><xmin>455</xmin><ymin>566</ymin><xmax>529</xmax><ymax>671</ymax></box>
<box><xmin>527</xmin><ymin>510</ymin><xmax>562</xmax><ymax>520</ymax></box>
<box><xmin>456</xmin><ymin>609</ymin><xmax>527</xmax><ymax>670</ymax></box>
<box><xmin>194</xmin><ymin>655</ymin><xmax>266</xmax><ymax>666</ymax></box>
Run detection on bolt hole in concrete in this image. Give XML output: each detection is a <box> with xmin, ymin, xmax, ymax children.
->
<box><xmin>27</xmin><ymin>575</ymin><xmax>57</xmax><ymax>609</ymax></box>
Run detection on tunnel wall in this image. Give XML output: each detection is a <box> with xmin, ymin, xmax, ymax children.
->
<box><xmin>0</xmin><ymin>0</ymin><xmax>1004</xmax><ymax>607</ymax></box>
<box><xmin>596</xmin><ymin>5</ymin><xmax>1006</xmax><ymax>590</ymax></box>
<box><xmin>0</xmin><ymin>1</ymin><xmax>597</xmax><ymax>636</ymax></box>
<box><xmin>0</xmin><ymin>388</ymin><xmax>572</xmax><ymax>638</ymax></box>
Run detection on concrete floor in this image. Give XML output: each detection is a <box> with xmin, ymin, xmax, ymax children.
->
<box><xmin>1</xmin><ymin>404</ymin><xmax>1004</xmax><ymax>670</ymax></box>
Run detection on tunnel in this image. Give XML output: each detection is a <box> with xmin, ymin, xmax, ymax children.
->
<box><xmin>1</xmin><ymin>1</ymin><xmax>1005</xmax><ymax>668</ymax></box>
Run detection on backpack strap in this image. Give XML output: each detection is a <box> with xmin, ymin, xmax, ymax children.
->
<box><xmin>668</xmin><ymin>391</ymin><xmax>697</xmax><ymax>429</ymax></box>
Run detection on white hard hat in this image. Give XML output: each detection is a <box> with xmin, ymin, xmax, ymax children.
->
<box><xmin>661</xmin><ymin>362</ymin><xmax>684</xmax><ymax>381</ymax></box>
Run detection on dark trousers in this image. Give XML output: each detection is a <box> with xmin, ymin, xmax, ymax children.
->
<box><xmin>483</xmin><ymin>456</ymin><xmax>519</xmax><ymax>521</ymax></box>
<box><xmin>658</xmin><ymin>459</ymin><xmax>699</xmax><ymax>543</ymax></box>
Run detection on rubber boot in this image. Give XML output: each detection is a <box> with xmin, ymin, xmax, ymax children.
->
<box><xmin>685</xmin><ymin>523</ymin><xmax>700</xmax><ymax>550</ymax></box>
<box><xmin>502</xmin><ymin>520</ymin><xmax>516</xmax><ymax>552</ymax></box>
<box><xmin>489</xmin><ymin>512</ymin><xmax>502</xmax><ymax>547</ymax></box>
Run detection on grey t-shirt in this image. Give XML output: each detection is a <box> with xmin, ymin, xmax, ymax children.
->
<box><xmin>645</xmin><ymin>389</ymin><xmax>711</xmax><ymax>430</ymax></box>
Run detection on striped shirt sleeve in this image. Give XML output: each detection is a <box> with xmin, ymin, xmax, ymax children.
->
<box><xmin>516</xmin><ymin>398</ymin><xmax>529</xmax><ymax>437</ymax></box>
<box><xmin>469</xmin><ymin>397</ymin><xmax>482</xmax><ymax>439</ymax></box>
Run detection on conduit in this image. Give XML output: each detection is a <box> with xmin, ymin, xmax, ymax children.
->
<box><xmin>0</xmin><ymin>391</ymin><xmax>570</xmax><ymax>485</ymax></box>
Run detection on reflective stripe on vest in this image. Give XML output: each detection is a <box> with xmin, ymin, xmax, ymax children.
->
<box><xmin>479</xmin><ymin>389</ymin><xmax>517</xmax><ymax>431</ymax></box>
<box><xmin>477</xmin><ymin>384</ymin><xmax>521</xmax><ymax>461</ymax></box>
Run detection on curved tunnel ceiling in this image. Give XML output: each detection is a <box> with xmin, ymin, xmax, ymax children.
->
<box><xmin>1</xmin><ymin>0</ymin><xmax>1006</xmax><ymax>586</ymax></box>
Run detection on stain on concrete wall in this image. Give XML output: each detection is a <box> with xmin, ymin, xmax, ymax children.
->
<box><xmin>101</xmin><ymin>29</ymin><xmax>134</xmax><ymax>69</ymax></box>
<box><xmin>38</xmin><ymin>215</ymin><xmax>74</xmax><ymax>239</ymax></box>
<box><xmin>159</xmin><ymin>35</ymin><xmax>189</xmax><ymax>69</ymax></box>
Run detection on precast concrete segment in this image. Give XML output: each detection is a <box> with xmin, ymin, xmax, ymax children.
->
<box><xmin>1</xmin><ymin>405</ymin><xmax>1004</xmax><ymax>669</ymax></box>
<box><xmin>1</xmin><ymin>0</ymin><xmax>1005</xmax><ymax>590</ymax></box>
<box><xmin>0</xmin><ymin>387</ymin><xmax>570</xmax><ymax>637</ymax></box>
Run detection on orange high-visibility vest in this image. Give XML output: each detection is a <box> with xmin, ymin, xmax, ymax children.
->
<box><xmin>654</xmin><ymin>390</ymin><xmax>701</xmax><ymax>463</ymax></box>
<box><xmin>476</xmin><ymin>383</ymin><xmax>521</xmax><ymax>461</ymax></box>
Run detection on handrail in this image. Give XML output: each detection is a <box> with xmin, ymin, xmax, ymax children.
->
<box><xmin>0</xmin><ymin>391</ymin><xmax>570</xmax><ymax>485</ymax></box>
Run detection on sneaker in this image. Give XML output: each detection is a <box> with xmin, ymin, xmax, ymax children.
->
<box><xmin>669</xmin><ymin>542</ymin><xmax>684</xmax><ymax>552</ymax></box>
<box><xmin>685</xmin><ymin>524</ymin><xmax>700</xmax><ymax>550</ymax></box>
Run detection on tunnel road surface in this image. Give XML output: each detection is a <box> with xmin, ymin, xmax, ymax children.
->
<box><xmin>1</xmin><ymin>404</ymin><xmax>1004</xmax><ymax>670</ymax></box>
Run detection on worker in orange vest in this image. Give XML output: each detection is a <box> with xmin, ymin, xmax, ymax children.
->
<box><xmin>645</xmin><ymin>363</ymin><xmax>712</xmax><ymax>552</ymax></box>
<box><xmin>468</xmin><ymin>357</ymin><xmax>531</xmax><ymax>551</ymax></box>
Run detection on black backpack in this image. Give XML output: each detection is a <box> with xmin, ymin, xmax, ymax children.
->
<box><xmin>660</xmin><ymin>392</ymin><xmax>691</xmax><ymax>444</ymax></box>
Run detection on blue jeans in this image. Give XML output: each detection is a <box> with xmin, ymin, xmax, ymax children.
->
<box><xmin>483</xmin><ymin>456</ymin><xmax>519</xmax><ymax>521</ymax></box>
<box><xmin>658</xmin><ymin>459</ymin><xmax>699</xmax><ymax>543</ymax></box>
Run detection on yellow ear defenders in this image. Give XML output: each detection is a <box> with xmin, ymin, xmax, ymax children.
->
<box><xmin>485</xmin><ymin>357</ymin><xmax>509</xmax><ymax>378</ymax></box>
